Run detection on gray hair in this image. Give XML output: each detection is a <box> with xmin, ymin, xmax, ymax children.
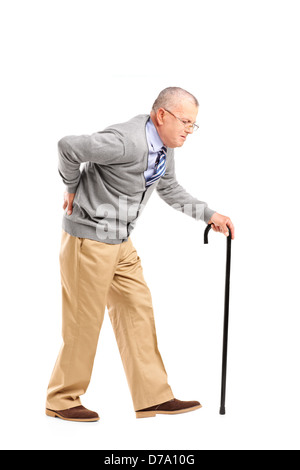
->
<box><xmin>151</xmin><ymin>87</ymin><xmax>199</xmax><ymax>113</ymax></box>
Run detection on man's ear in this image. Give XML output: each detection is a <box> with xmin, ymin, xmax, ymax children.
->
<box><xmin>156</xmin><ymin>108</ymin><xmax>165</xmax><ymax>126</ymax></box>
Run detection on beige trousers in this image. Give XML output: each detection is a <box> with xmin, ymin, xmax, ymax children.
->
<box><xmin>46</xmin><ymin>230</ymin><xmax>174</xmax><ymax>411</ymax></box>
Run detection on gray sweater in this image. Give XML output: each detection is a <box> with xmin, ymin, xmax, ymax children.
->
<box><xmin>58</xmin><ymin>114</ymin><xmax>216</xmax><ymax>244</ymax></box>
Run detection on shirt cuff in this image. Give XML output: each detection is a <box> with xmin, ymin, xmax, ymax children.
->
<box><xmin>66</xmin><ymin>184</ymin><xmax>78</xmax><ymax>194</ymax></box>
<box><xmin>204</xmin><ymin>208</ymin><xmax>216</xmax><ymax>224</ymax></box>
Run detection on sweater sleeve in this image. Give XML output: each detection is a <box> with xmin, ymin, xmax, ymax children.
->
<box><xmin>57</xmin><ymin>130</ymin><xmax>125</xmax><ymax>193</ymax></box>
<box><xmin>156</xmin><ymin>151</ymin><xmax>216</xmax><ymax>224</ymax></box>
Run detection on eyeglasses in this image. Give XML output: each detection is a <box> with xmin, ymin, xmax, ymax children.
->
<box><xmin>163</xmin><ymin>108</ymin><xmax>199</xmax><ymax>132</ymax></box>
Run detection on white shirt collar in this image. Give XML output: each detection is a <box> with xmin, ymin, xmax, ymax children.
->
<box><xmin>146</xmin><ymin>117</ymin><xmax>164</xmax><ymax>152</ymax></box>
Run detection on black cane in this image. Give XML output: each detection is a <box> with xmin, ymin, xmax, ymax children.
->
<box><xmin>204</xmin><ymin>223</ymin><xmax>232</xmax><ymax>415</ymax></box>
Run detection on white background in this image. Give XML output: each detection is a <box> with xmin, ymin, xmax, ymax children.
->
<box><xmin>0</xmin><ymin>0</ymin><xmax>299</xmax><ymax>450</ymax></box>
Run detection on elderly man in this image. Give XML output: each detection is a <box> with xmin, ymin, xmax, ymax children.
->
<box><xmin>46</xmin><ymin>87</ymin><xmax>235</xmax><ymax>422</ymax></box>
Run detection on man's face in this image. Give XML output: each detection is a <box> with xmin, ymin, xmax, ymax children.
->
<box><xmin>155</xmin><ymin>101</ymin><xmax>199</xmax><ymax>148</ymax></box>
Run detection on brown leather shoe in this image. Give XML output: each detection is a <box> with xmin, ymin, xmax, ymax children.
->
<box><xmin>46</xmin><ymin>405</ymin><xmax>100</xmax><ymax>422</ymax></box>
<box><xmin>136</xmin><ymin>398</ymin><xmax>202</xmax><ymax>418</ymax></box>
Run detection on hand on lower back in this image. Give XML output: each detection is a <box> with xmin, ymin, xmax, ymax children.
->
<box><xmin>63</xmin><ymin>191</ymin><xmax>75</xmax><ymax>215</ymax></box>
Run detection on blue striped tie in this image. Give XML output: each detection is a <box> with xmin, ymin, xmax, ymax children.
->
<box><xmin>145</xmin><ymin>146</ymin><xmax>167</xmax><ymax>187</ymax></box>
